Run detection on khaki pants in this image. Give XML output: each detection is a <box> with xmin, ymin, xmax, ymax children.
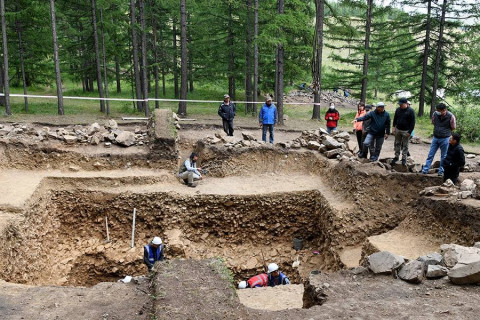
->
<box><xmin>394</xmin><ymin>129</ymin><xmax>410</xmax><ymax>159</ymax></box>
<box><xmin>178</xmin><ymin>171</ymin><xmax>200</xmax><ymax>184</ymax></box>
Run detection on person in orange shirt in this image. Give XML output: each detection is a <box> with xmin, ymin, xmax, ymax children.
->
<box><xmin>353</xmin><ymin>102</ymin><xmax>366</xmax><ymax>152</ymax></box>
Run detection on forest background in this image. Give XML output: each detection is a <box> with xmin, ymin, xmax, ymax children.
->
<box><xmin>1</xmin><ymin>0</ymin><xmax>480</xmax><ymax>142</ymax></box>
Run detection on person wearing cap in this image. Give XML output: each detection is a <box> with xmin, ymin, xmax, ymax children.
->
<box><xmin>267</xmin><ymin>263</ymin><xmax>290</xmax><ymax>287</ymax></box>
<box><xmin>178</xmin><ymin>152</ymin><xmax>203</xmax><ymax>188</ymax></box>
<box><xmin>218</xmin><ymin>94</ymin><xmax>236</xmax><ymax>136</ymax></box>
<box><xmin>392</xmin><ymin>97</ymin><xmax>416</xmax><ymax>165</ymax></box>
<box><xmin>352</xmin><ymin>102</ymin><xmax>366</xmax><ymax>150</ymax></box>
<box><xmin>238</xmin><ymin>273</ymin><xmax>269</xmax><ymax>289</ymax></box>
<box><xmin>325</xmin><ymin>102</ymin><xmax>340</xmax><ymax>134</ymax></box>
<box><xmin>354</xmin><ymin>102</ymin><xmax>391</xmax><ymax>161</ymax></box>
<box><xmin>421</xmin><ymin>103</ymin><xmax>456</xmax><ymax>176</ymax></box>
<box><xmin>143</xmin><ymin>237</ymin><xmax>165</xmax><ymax>271</ymax></box>
<box><xmin>442</xmin><ymin>133</ymin><xmax>465</xmax><ymax>184</ymax></box>
<box><xmin>259</xmin><ymin>96</ymin><xmax>278</xmax><ymax>143</ymax></box>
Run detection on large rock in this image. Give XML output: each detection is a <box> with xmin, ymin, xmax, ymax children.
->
<box><xmin>448</xmin><ymin>260</ymin><xmax>480</xmax><ymax>285</ymax></box>
<box><xmin>106</xmin><ymin>119</ymin><xmax>118</xmax><ymax>129</ymax></box>
<box><xmin>417</xmin><ymin>252</ymin><xmax>443</xmax><ymax>271</ymax></box>
<box><xmin>307</xmin><ymin>141</ymin><xmax>321</xmax><ymax>150</ymax></box>
<box><xmin>324</xmin><ymin>149</ymin><xmax>342</xmax><ymax>159</ymax></box>
<box><xmin>115</xmin><ymin>131</ymin><xmax>136</xmax><ymax>147</ymax></box>
<box><xmin>460</xmin><ymin>179</ymin><xmax>476</xmax><ymax>192</ymax></box>
<box><xmin>426</xmin><ymin>265</ymin><xmax>448</xmax><ymax>279</ymax></box>
<box><xmin>367</xmin><ymin>251</ymin><xmax>405</xmax><ymax>274</ymax></box>
<box><xmin>241</xmin><ymin>131</ymin><xmax>256</xmax><ymax>141</ymax></box>
<box><xmin>335</xmin><ymin>131</ymin><xmax>350</xmax><ymax>140</ymax></box>
<box><xmin>63</xmin><ymin>135</ymin><xmax>78</xmax><ymax>144</ymax></box>
<box><xmin>87</xmin><ymin>122</ymin><xmax>101</xmax><ymax>136</ymax></box>
<box><xmin>441</xmin><ymin>244</ymin><xmax>480</xmax><ymax>268</ymax></box>
<box><xmin>323</xmin><ymin>136</ymin><xmax>343</xmax><ymax>150</ymax></box>
<box><xmin>398</xmin><ymin>260</ymin><xmax>424</xmax><ymax>284</ymax></box>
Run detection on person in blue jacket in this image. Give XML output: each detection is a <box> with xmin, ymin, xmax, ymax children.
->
<box><xmin>267</xmin><ymin>263</ymin><xmax>290</xmax><ymax>287</ymax></box>
<box><xmin>259</xmin><ymin>96</ymin><xmax>278</xmax><ymax>143</ymax></box>
<box><xmin>143</xmin><ymin>237</ymin><xmax>164</xmax><ymax>271</ymax></box>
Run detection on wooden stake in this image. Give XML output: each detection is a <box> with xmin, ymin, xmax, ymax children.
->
<box><xmin>105</xmin><ymin>216</ymin><xmax>110</xmax><ymax>242</ymax></box>
<box><xmin>131</xmin><ymin>208</ymin><xmax>136</xmax><ymax>248</ymax></box>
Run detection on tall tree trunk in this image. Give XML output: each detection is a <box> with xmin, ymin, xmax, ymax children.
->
<box><xmin>153</xmin><ymin>17</ymin><xmax>160</xmax><ymax>109</ymax></box>
<box><xmin>139</xmin><ymin>0</ymin><xmax>149</xmax><ymax>116</ymax></box>
<box><xmin>188</xmin><ymin>38</ymin><xmax>194</xmax><ymax>93</ymax></box>
<box><xmin>276</xmin><ymin>0</ymin><xmax>285</xmax><ymax>125</ymax></box>
<box><xmin>1</xmin><ymin>0</ymin><xmax>11</xmax><ymax>115</ymax></box>
<box><xmin>311</xmin><ymin>0</ymin><xmax>325</xmax><ymax>120</ymax></box>
<box><xmin>0</xmin><ymin>60</ymin><xmax>4</xmax><ymax>107</ymax></box>
<box><xmin>16</xmin><ymin>18</ymin><xmax>28</xmax><ymax>112</ymax></box>
<box><xmin>177</xmin><ymin>0</ymin><xmax>188</xmax><ymax>115</ymax></box>
<box><xmin>49</xmin><ymin>0</ymin><xmax>63</xmax><ymax>115</ymax></box>
<box><xmin>100</xmin><ymin>9</ymin><xmax>110</xmax><ymax>115</ymax></box>
<box><xmin>253</xmin><ymin>0</ymin><xmax>259</xmax><ymax>115</ymax></box>
<box><xmin>418</xmin><ymin>0</ymin><xmax>432</xmax><ymax>117</ymax></box>
<box><xmin>130</xmin><ymin>0</ymin><xmax>143</xmax><ymax>111</ymax></box>
<box><xmin>430</xmin><ymin>0</ymin><xmax>447</xmax><ymax>116</ymax></box>
<box><xmin>360</xmin><ymin>0</ymin><xmax>373</xmax><ymax>104</ymax></box>
<box><xmin>227</xmin><ymin>3</ymin><xmax>235</xmax><ymax>99</ymax></box>
<box><xmin>113</xmin><ymin>31</ymin><xmax>121</xmax><ymax>93</ymax></box>
<box><xmin>91</xmin><ymin>0</ymin><xmax>105</xmax><ymax>113</ymax></box>
<box><xmin>173</xmin><ymin>17</ymin><xmax>179</xmax><ymax>99</ymax></box>
<box><xmin>245</xmin><ymin>0</ymin><xmax>253</xmax><ymax>115</ymax></box>
<box><xmin>160</xmin><ymin>28</ymin><xmax>166</xmax><ymax>96</ymax></box>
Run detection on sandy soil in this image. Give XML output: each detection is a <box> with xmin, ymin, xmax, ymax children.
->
<box><xmin>236</xmin><ymin>284</ymin><xmax>304</xmax><ymax>311</ymax></box>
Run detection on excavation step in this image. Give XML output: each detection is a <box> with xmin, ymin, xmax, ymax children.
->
<box><xmin>236</xmin><ymin>284</ymin><xmax>304</xmax><ymax>311</ymax></box>
<box><xmin>363</xmin><ymin>227</ymin><xmax>443</xmax><ymax>260</ymax></box>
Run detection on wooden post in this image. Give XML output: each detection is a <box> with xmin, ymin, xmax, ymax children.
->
<box><xmin>131</xmin><ymin>208</ymin><xmax>136</xmax><ymax>248</ymax></box>
<box><xmin>105</xmin><ymin>216</ymin><xmax>110</xmax><ymax>242</ymax></box>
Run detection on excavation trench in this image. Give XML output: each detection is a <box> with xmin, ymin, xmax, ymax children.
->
<box><xmin>0</xmin><ymin>147</ymin><xmax>439</xmax><ymax>292</ymax></box>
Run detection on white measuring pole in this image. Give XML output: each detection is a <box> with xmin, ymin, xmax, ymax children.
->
<box><xmin>105</xmin><ymin>216</ymin><xmax>110</xmax><ymax>242</ymax></box>
<box><xmin>131</xmin><ymin>208</ymin><xmax>136</xmax><ymax>248</ymax></box>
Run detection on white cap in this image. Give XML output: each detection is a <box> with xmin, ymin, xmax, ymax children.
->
<box><xmin>152</xmin><ymin>237</ymin><xmax>162</xmax><ymax>245</ymax></box>
<box><xmin>376</xmin><ymin>102</ymin><xmax>385</xmax><ymax>107</ymax></box>
<box><xmin>267</xmin><ymin>263</ymin><xmax>279</xmax><ymax>273</ymax></box>
<box><xmin>224</xmin><ymin>94</ymin><xmax>230</xmax><ymax>99</ymax></box>
<box><xmin>238</xmin><ymin>281</ymin><xmax>247</xmax><ymax>289</ymax></box>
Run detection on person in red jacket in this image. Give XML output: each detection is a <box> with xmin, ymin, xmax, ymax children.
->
<box><xmin>325</xmin><ymin>103</ymin><xmax>340</xmax><ymax>134</ymax></box>
<box><xmin>238</xmin><ymin>273</ymin><xmax>268</xmax><ymax>289</ymax></box>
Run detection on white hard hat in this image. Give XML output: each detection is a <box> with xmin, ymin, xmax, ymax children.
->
<box><xmin>152</xmin><ymin>237</ymin><xmax>162</xmax><ymax>245</ymax></box>
<box><xmin>238</xmin><ymin>281</ymin><xmax>247</xmax><ymax>289</ymax></box>
<box><xmin>268</xmin><ymin>263</ymin><xmax>279</xmax><ymax>273</ymax></box>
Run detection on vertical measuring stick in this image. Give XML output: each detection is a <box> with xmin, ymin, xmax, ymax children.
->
<box><xmin>105</xmin><ymin>216</ymin><xmax>110</xmax><ymax>242</ymax></box>
<box><xmin>131</xmin><ymin>208</ymin><xmax>136</xmax><ymax>248</ymax></box>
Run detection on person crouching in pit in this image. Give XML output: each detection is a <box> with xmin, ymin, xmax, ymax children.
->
<box><xmin>143</xmin><ymin>237</ymin><xmax>164</xmax><ymax>271</ymax></box>
<box><xmin>178</xmin><ymin>152</ymin><xmax>203</xmax><ymax>188</ymax></box>
<box><xmin>267</xmin><ymin>263</ymin><xmax>290</xmax><ymax>286</ymax></box>
<box><xmin>443</xmin><ymin>133</ymin><xmax>465</xmax><ymax>184</ymax></box>
<box><xmin>238</xmin><ymin>273</ymin><xmax>268</xmax><ymax>289</ymax></box>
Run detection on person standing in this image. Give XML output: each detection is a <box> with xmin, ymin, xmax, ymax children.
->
<box><xmin>391</xmin><ymin>97</ymin><xmax>416</xmax><ymax>165</ymax></box>
<box><xmin>443</xmin><ymin>133</ymin><xmax>465</xmax><ymax>184</ymax></box>
<box><xmin>325</xmin><ymin>103</ymin><xmax>340</xmax><ymax>134</ymax></box>
<box><xmin>259</xmin><ymin>97</ymin><xmax>277</xmax><ymax>143</ymax></box>
<box><xmin>218</xmin><ymin>94</ymin><xmax>236</xmax><ymax>136</ymax></box>
<box><xmin>143</xmin><ymin>237</ymin><xmax>164</xmax><ymax>271</ymax></box>
<box><xmin>353</xmin><ymin>102</ymin><xmax>366</xmax><ymax>150</ymax></box>
<box><xmin>355</xmin><ymin>102</ymin><xmax>391</xmax><ymax>161</ymax></box>
<box><xmin>421</xmin><ymin>103</ymin><xmax>456</xmax><ymax>176</ymax></box>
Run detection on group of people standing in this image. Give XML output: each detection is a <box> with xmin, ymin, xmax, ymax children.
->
<box><xmin>350</xmin><ymin>98</ymin><xmax>464</xmax><ymax>183</ymax></box>
<box><xmin>218</xmin><ymin>94</ymin><xmax>277</xmax><ymax>144</ymax></box>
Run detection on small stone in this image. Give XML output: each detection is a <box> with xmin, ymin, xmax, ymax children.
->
<box><xmin>460</xmin><ymin>179</ymin><xmax>476</xmax><ymax>192</ymax></box>
<box><xmin>115</xmin><ymin>131</ymin><xmax>136</xmax><ymax>147</ymax></box>
<box><xmin>335</xmin><ymin>131</ymin><xmax>350</xmax><ymax>140</ymax></box>
<box><xmin>398</xmin><ymin>260</ymin><xmax>425</xmax><ymax>284</ymax></box>
<box><xmin>323</xmin><ymin>135</ymin><xmax>343</xmax><ymax>149</ymax></box>
<box><xmin>87</xmin><ymin>122</ymin><xmax>101</xmax><ymax>136</ymax></box>
<box><xmin>466</xmin><ymin>154</ymin><xmax>475</xmax><ymax>159</ymax></box>
<box><xmin>307</xmin><ymin>141</ymin><xmax>321</xmax><ymax>150</ymax></box>
<box><xmin>104</xmin><ymin>142</ymin><xmax>112</xmax><ymax>148</ymax></box>
<box><xmin>448</xmin><ymin>260</ymin><xmax>480</xmax><ymax>285</ymax></box>
<box><xmin>325</xmin><ymin>149</ymin><xmax>342</xmax><ymax>159</ymax></box>
<box><xmin>68</xmin><ymin>166</ymin><xmax>80</xmax><ymax>172</ymax></box>
<box><xmin>241</xmin><ymin>131</ymin><xmax>256</xmax><ymax>141</ymax></box>
<box><xmin>367</xmin><ymin>251</ymin><xmax>405</xmax><ymax>274</ymax></box>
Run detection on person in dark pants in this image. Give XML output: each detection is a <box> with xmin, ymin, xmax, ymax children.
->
<box><xmin>353</xmin><ymin>102</ymin><xmax>366</xmax><ymax>151</ymax></box>
<box><xmin>143</xmin><ymin>237</ymin><xmax>165</xmax><ymax>271</ymax></box>
<box><xmin>443</xmin><ymin>133</ymin><xmax>465</xmax><ymax>184</ymax></box>
<box><xmin>355</xmin><ymin>102</ymin><xmax>391</xmax><ymax>162</ymax></box>
<box><xmin>392</xmin><ymin>97</ymin><xmax>416</xmax><ymax>166</ymax></box>
<box><xmin>218</xmin><ymin>94</ymin><xmax>236</xmax><ymax>136</ymax></box>
<box><xmin>259</xmin><ymin>97</ymin><xmax>277</xmax><ymax>143</ymax></box>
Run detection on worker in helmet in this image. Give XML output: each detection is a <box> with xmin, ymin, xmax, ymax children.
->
<box><xmin>238</xmin><ymin>273</ymin><xmax>268</xmax><ymax>289</ymax></box>
<box><xmin>267</xmin><ymin>263</ymin><xmax>290</xmax><ymax>287</ymax></box>
<box><xmin>143</xmin><ymin>237</ymin><xmax>165</xmax><ymax>271</ymax></box>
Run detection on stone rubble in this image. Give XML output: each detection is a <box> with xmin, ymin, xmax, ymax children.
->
<box><xmin>419</xmin><ymin>179</ymin><xmax>479</xmax><ymax>200</ymax></box>
<box><xmin>0</xmin><ymin>120</ymin><xmax>148</xmax><ymax>147</ymax></box>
